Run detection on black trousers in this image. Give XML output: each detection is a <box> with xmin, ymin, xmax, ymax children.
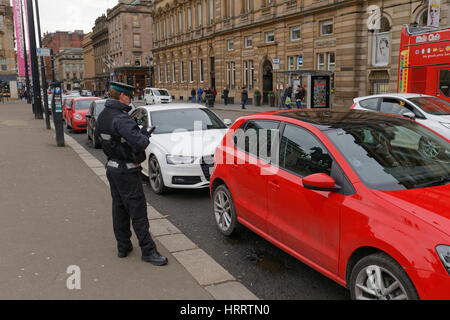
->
<box><xmin>106</xmin><ymin>170</ymin><xmax>156</xmax><ymax>256</ymax></box>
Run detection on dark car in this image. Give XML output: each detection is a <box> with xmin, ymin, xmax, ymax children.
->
<box><xmin>86</xmin><ymin>99</ymin><xmax>106</xmax><ymax>148</ymax></box>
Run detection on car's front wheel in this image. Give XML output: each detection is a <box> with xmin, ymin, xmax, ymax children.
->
<box><xmin>349</xmin><ymin>253</ymin><xmax>419</xmax><ymax>300</ymax></box>
<box><xmin>213</xmin><ymin>185</ymin><xmax>239</xmax><ymax>236</ymax></box>
<box><xmin>149</xmin><ymin>155</ymin><xmax>167</xmax><ymax>195</ymax></box>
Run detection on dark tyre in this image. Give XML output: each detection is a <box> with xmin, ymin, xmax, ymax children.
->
<box><xmin>213</xmin><ymin>185</ymin><xmax>239</xmax><ymax>236</ymax></box>
<box><xmin>92</xmin><ymin>129</ymin><xmax>102</xmax><ymax>149</ymax></box>
<box><xmin>149</xmin><ymin>155</ymin><xmax>167</xmax><ymax>195</ymax></box>
<box><xmin>87</xmin><ymin>127</ymin><xmax>91</xmax><ymax>141</ymax></box>
<box><xmin>349</xmin><ymin>253</ymin><xmax>419</xmax><ymax>300</ymax></box>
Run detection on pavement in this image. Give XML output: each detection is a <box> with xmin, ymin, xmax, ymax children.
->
<box><xmin>0</xmin><ymin>101</ymin><xmax>258</xmax><ymax>300</ymax></box>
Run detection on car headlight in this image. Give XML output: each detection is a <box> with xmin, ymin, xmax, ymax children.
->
<box><xmin>436</xmin><ymin>245</ymin><xmax>450</xmax><ymax>276</ymax></box>
<box><xmin>439</xmin><ymin>122</ymin><xmax>450</xmax><ymax>129</ymax></box>
<box><xmin>74</xmin><ymin>114</ymin><xmax>83</xmax><ymax>121</ymax></box>
<box><xmin>166</xmin><ymin>155</ymin><xmax>196</xmax><ymax>165</ymax></box>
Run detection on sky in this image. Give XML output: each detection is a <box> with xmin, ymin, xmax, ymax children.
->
<box><xmin>32</xmin><ymin>0</ymin><xmax>119</xmax><ymax>34</ymax></box>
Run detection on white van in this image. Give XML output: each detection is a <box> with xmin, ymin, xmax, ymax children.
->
<box><xmin>144</xmin><ymin>88</ymin><xmax>173</xmax><ymax>105</ymax></box>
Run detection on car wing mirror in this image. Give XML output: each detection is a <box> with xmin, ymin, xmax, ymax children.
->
<box><xmin>224</xmin><ymin>119</ymin><xmax>232</xmax><ymax>127</ymax></box>
<box><xmin>402</xmin><ymin>111</ymin><xmax>416</xmax><ymax>120</ymax></box>
<box><xmin>303</xmin><ymin>173</ymin><xmax>341</xmax><ymax>193</ymax></box>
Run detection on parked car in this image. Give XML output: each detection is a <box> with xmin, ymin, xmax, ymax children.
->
<box><xmin>130</xmin><ymin>104</ymin><xmax>232</xmax><ymax>194</ymax></box>
<box><xmin>62</xmin><ymin>95</ymin><xmax>80</xmax><ymax>122</ymax></box>
<box><xmin>66</xmin><ymin>97</ymin><xmax>101</xmax><ymax>132</ymax></box>
<box><xmin>86</xmin><ymin>99</ymin><xmax>106</xmax><ymax>148</ymax></box>
<box><xmin>210</xmin><ymin>109</ymin><xmax>450</xmax><ymax>300</ymax></box>
<box><xmin>351</xmin><ymin>93</ymin><xmax>450</xmax><ymax>140</ymax></box>
<box><xmin>144</xmin><ymin>88</ymin><xmax>173</xmax><ymax>105</ymax></box>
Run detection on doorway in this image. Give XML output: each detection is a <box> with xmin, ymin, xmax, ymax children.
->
<box><xmin>210</xmin><ymin>57</ymin><xmax>216</xmax><ymax>89</ymax></box>
<box><xmin>262</xmin><ymin>60</ymin><xmax>273</xmax><ymax>104</ymax></box>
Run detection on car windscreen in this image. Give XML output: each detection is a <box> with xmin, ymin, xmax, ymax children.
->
<box><xmin>325</xmin><ymin>121</ymin><xmax>450</xmax><ymax>191</ymax></box>
<box><xmin>74</xmin><ymin>100</ymin><xmax>97</xmax><ymax>110</ymax></box>
<box><xmin>151</xmin><ymin>108</ymin><xmax>226</xmax><ymax>134</ymax></box>
<box><xmin>408</xmin><ymin>97</ymin><xmax>450</xmax><ymax>115</ymax></box>
<box><xmin>154</xmin><ymin>90</ymin><xmax>170</xmax><ymax>96</ymax></box>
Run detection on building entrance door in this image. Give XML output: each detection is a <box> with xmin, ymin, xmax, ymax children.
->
<box><xmin>263</xmin><ymin>60</ymin><xmax>273</xmax><ymax>104</ymax></box>
<box><xmin>210</xmin><ymin>57</ymin><xmax>216</xmax><ymax>89</ymax></box>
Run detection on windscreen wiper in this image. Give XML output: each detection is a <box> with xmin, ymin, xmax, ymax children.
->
<box><xmin>413</xmin><ymin>175</ymin><xmax>450</xmax><ymax>189</ymax></box>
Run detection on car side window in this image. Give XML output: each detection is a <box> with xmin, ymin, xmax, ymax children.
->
<box><xmin>279</xmin><ymin>124</ymin><xmax>333</xmax><ymax>177</ymax></box>
<box><xmin>359</xmin><ymin>98</ymin><xmax>379</xmax><ymax>111</ymax></box>
<box><xmin>234</xmin><ymin>120</ymin><xmax>280</xmax><ymax>161</ymax></box>
<box><xmin>380</xmin><ymin>98</ymin><xmax>411</xmax><ymax>116</ymax></box>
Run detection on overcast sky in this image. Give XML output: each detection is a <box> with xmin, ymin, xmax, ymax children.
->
<box><xmin>34</xmin><ymin>0</ymin><xmax>119</xmax><ymax>34</ymax></box>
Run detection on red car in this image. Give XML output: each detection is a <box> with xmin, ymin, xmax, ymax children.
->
<box><xmin>66</xmin><ymin>97</ymin><xmax>100</xmax><ymax>132</ymax></box>
<box><xmin>210</xmin><ymin>109</ymin><xmax>450</xmax><ymax>300</ymax></box>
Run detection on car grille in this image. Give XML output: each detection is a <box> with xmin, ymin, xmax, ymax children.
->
<box><xmin>201</xmin><ymin>155</ymin><xmax>215</xmax><ymax>181</ymax></box>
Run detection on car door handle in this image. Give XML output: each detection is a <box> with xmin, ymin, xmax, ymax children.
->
<box><xmin>269</xmin><ymin>180</ymin><xmax>280</xmax><ymax>191</ymax></box>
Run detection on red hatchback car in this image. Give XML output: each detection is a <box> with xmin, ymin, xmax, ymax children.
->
<box><xmin>66</xmin><ymin>97</ymin><xmax>100</xmax><ymax>132</ymax></box>
<box><xmin>210</xmin><ymin>109</ymin><xmax>450</xmax><ymax>300</ymax></box>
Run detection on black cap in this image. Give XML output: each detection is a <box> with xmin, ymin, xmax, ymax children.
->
<box><xmin>110</xmin><ymin>81</ymin><xmax>135</xmax><ymax>95</ymax></box>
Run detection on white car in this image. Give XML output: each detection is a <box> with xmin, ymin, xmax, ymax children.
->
<box><xmin>130</xmin><ymin>104</ymin><xmax>232</xmax><ymax>194</ymax></box>
<box><xmin>351</xmin><ymin>93</ymin><xmax>450</xmax><ymax>140</ymax></box>
<box><xmin>144</xmin><ymin>88</ymin><xmax>173</xmax><ymax>105</ymax></box>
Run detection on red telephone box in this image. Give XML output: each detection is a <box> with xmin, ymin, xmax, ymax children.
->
<box><xmin>398</xmin><ymin>26</ymin><xmax>450</xmax><ymax>102</ymax></box>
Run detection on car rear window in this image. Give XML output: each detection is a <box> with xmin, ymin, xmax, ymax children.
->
<box><xmin>74</xmin><ymin>99</ymin><xmax>98</xmax><ymax>110</ymax></box>
<box><xmin>359</xmin><ymin>98</ymin><xmax>379</xmax><ymax>111</ymax></box>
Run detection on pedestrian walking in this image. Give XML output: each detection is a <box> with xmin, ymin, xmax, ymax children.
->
<box><xmin>212</xmin><ymin>87</ymin><xmax>217</xmax><ymax>103</ymax></box>
<box><xmin>241</xmin><ymin>87</ymin><xmax>248</xmax><ymax>110</ymax></box>
<box><xmin>197</xmin><ymin>87</ymin><xmax>204</xmax><ymax>103</ymax></box>
<box><xmin>295</xmin><ymin>85</ymin><xmax>306</xmax><ymax>108</ymax></box>
<box><xmin>191</xmin><ymin>88</ymin><xmax>196</xmax><ymax>103</ymax></box>
<box><xmin>222</xmin><ymin>87</ymin><xmax>229</xmax><ymax>105</ymax></box>
<box><xmin>283</xmin><ymin>84</ymin><xmax>293</xmax><ymax>110</ymax></box>
<box><xmin>96</xmin><ymin>81</ymin><xmax>168</xmax><ymax>266</ymax></box>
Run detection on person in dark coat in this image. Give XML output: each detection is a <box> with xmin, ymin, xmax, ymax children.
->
<box><xmin>241</xmin><ymin>87</ymin><xmax>248</xmax><ymax>110</ymax></box>
<box><xmin>96</xmin><ymin>81</ymin><xmax>168</xmax><ymax>266</ymax></box>
<box><xmin>295</xmin><ymin>85</ymin><xmax>306</xmax><ymax>108</ymax></box>
<box><xmin>191</xmin><ymin>88</ymin><xmax>196</xmax><ymax>103</ymax></box>
<box><xmin>222</xmin><ymin>88</ymin><xmax>229</xmax><ymax>105</ymax></box>
<box><xmin>283</xmin><ymin>85</ymin><xmax>293</xmax><ymax>110</ymax></box>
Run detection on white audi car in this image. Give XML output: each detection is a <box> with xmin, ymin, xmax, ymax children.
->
<box><xmin>130</xmin><ymin>104</ymin><xmax>231</xmax><ymax>194</ymax></box>
<box><xmin>351</xmin><ymin>93</ymin><xmax>450</xmax><ymax>140</ymax></box>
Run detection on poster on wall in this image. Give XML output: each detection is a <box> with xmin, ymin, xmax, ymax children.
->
<box><xmin>313</xmin><ymin>78</ymin><xmax>327</xmax><ymax>108</ymax></box>
<box><xmin>374</xmin><ymin>33</ymin><xmax>390</xmax><ymax>66</ymax></box>
<box><xmin>427</xmin><ymin>0</ymin><xmax>440</xmax><ymax>28</ymax></box>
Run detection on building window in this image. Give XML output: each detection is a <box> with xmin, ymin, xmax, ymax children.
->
<box><xmin>249</xmin><ymin>60</ymin><xmax>254</xmax><ymax>89</ymax></box>
<box><xmin>199</xmin><ymin>59</ymin><xmax>204</xmax><ymax>82</ymax></box>
<box><xmin>198</xmin><ymin>3</ymin><xmax>202</xmax><ymax>27</ymax></box>
<box><xmin>328</xmin><ymin>52</ymin><xmax>335</xmax><ymax>71</ymax></box>
<box><xmin>320</xmin><ymin>20</ymin><xmax>333</xmax><ymax>36</ymax></box>
<box><xmin>163</xmin><ymin>18</ymin><xmax>167</xmax><ymax>38</ymax></box>
<box><xmin>0</xmin><ymin>58</ymin><xmax>7</xmax><ymax>71</ymax></box>
<box><xmin>187</xmin><ymin>7</ymin><xmax>192</xmax><ymax>29</ymax></box>
<box><xmin>290</xmin><ymin>26</ymin><xmax>301</xmax><ymax>41</ymax></box>
<box><xmin>226</xmin><ymin>62</ymin><xmax>231</xmax><ymax>89</ymax></box>
<box><xmin>170</xmin><ymin>15</ymin><xmax>174</xmax><ymax>36</ymax></box>
<box><xmin>243</xmin><ymin>60</ymin><xmax>248</xmax><ymax>88</ymax></box>
<box><xmin>180</xmin><ymin>61</ymin><xmax>185</xmax><ymax>83</ymax></box>
<box><xmin>317</xmin><ymin>53</ymin><xmax>325</xmax><ymax>71</ymax></box>
<box><xmin>228</xmin><ymin>39</ymin><xmax>234</xmax><ymax>51</ymax></box>
<box><xmin>231</xmin><ymin>62</ymin><xmax>236</xmax><ymax>89</ymax></box>
<box><xmin>179</xmin><ymin>11</ymin><xmax>183</xmax><ymax>33</ymax></box>
<box><xmin>165</xmin><ymin>64</ymin><xmax>168</xmax><ymax>83</ymax></box>
<box><xmin>265</xmin><ymin>31</ymin><xmax>275</xmax><ymax>43</ymax></box>
<box><xmin>189</xmin><ymin>60</ymin><xmax>194</xmax><ymax>82</ymax></box>
<box><xmin>245</xmin><ymin>36</ymin><xmax>252</xmax><ymax>48</ymax></box>
<box><xmin>158</xmin><ymin>64</ymin><xmax>162</xmax><ymax>83</ymax></box>
<box><xmin>209</xmin><ymin>0</ymin><xmax>214</xmax><ymax>24</ymax></box>
<box><xmin>132</xmin><ymin>15</ymin><xmax>140</xmax><ymax>28</ymax></box>
<box><xmin>288</xmin><ymin>55</ymin><xmax>303</xmax><ymax>71</ymax></box>
<box><xmin>133</xmin><ymin>34</ymin><xmax>141</xmax><ymax>48</ymax></box>
<box><xmin>172</xmin><ymin>63</ymin><xmax>176</xmax><ymax>83</ymax></box>
<box><xmin>135</xmin><ymin>56</ymin><xmax>141</xmax><ymax>66</ymax></box>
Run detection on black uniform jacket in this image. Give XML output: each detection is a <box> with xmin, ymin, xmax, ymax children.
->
<box><xmin>97</xmin><ymin>99</ymin><xmax>150</xmax><ymax>173</ymax></box>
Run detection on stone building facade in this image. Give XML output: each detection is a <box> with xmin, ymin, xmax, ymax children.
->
<box><xmin>106</xmin><ymin>0</ymin><xmax>153</xmax><ymax>94</ymax></box>
<box><xmin>152</xmin><ymin>0</ymin><xmax>449</xmax><ymax>108</ymax></box>
<box><xmin>91</xmin><ymin>14</ymin><xmax>110</xmax><ymax>95</ymax></box>
<box><xmin>0</xmin><ymin>1</ymin><xmax>18</xmax><ymax>98</ymax></box>
<box><xmin>42</xmin><ymin>30</ymin><xmax>85</xmax><ymax>83</ymax></box>
<box><xmin>81</xmin><ymin>32</ymin><xmax>95</xmax><ymax>91</ymax></box>
<box><xmin>54</xmin><ymin>48</ymin><xmax>84</xmax><ymax>91</ymax></box>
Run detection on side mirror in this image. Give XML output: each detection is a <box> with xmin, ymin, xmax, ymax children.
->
<box><xmin>402</xmin><ymin>111</ymin><xmax>416</xmax><ymax>120</ymax></box>
<box><xmin>224</xmin><ymin>119</ymin><xmax>232</xmax><ymax>127</ymax></box>
<box><xmin>303</xmin><ymin>173</ymin><xmax>341</xmax><ymax>193</ymax></box>
<box><xmin>85</xmin><ymin>114</ymin><xmax>91</xmax><ymax>119</ymax></box>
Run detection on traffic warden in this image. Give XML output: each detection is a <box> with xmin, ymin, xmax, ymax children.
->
<box><xmin>97</xmin><ymin>81</ymin><xmax>168</xmax><ymax>266</ymax></box>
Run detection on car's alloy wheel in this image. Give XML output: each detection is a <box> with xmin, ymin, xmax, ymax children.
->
<box><xmin>213</xmin><ymin>185</ymin><xmax>238</xmax><ymax>236</ymax></box>
<box><xmin>350</xmin><ymin>253</ymin><xmax>419</xmax><ymax>300</ymax></box>
<box><xmin>149</xmin><ymin>156</ymin><xmax>166</xmax><ymax>194</ymax></box>
<box><xmin>419</xmin><ymin>136</ymin><xmax>441</xmax><ymax>159</ymax></box>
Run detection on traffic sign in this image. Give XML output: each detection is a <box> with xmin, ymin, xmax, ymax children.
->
<box><xmin>37</xmin><ymin>48</ymin><xmax>51</xmax><ymax>57</ymax></box>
